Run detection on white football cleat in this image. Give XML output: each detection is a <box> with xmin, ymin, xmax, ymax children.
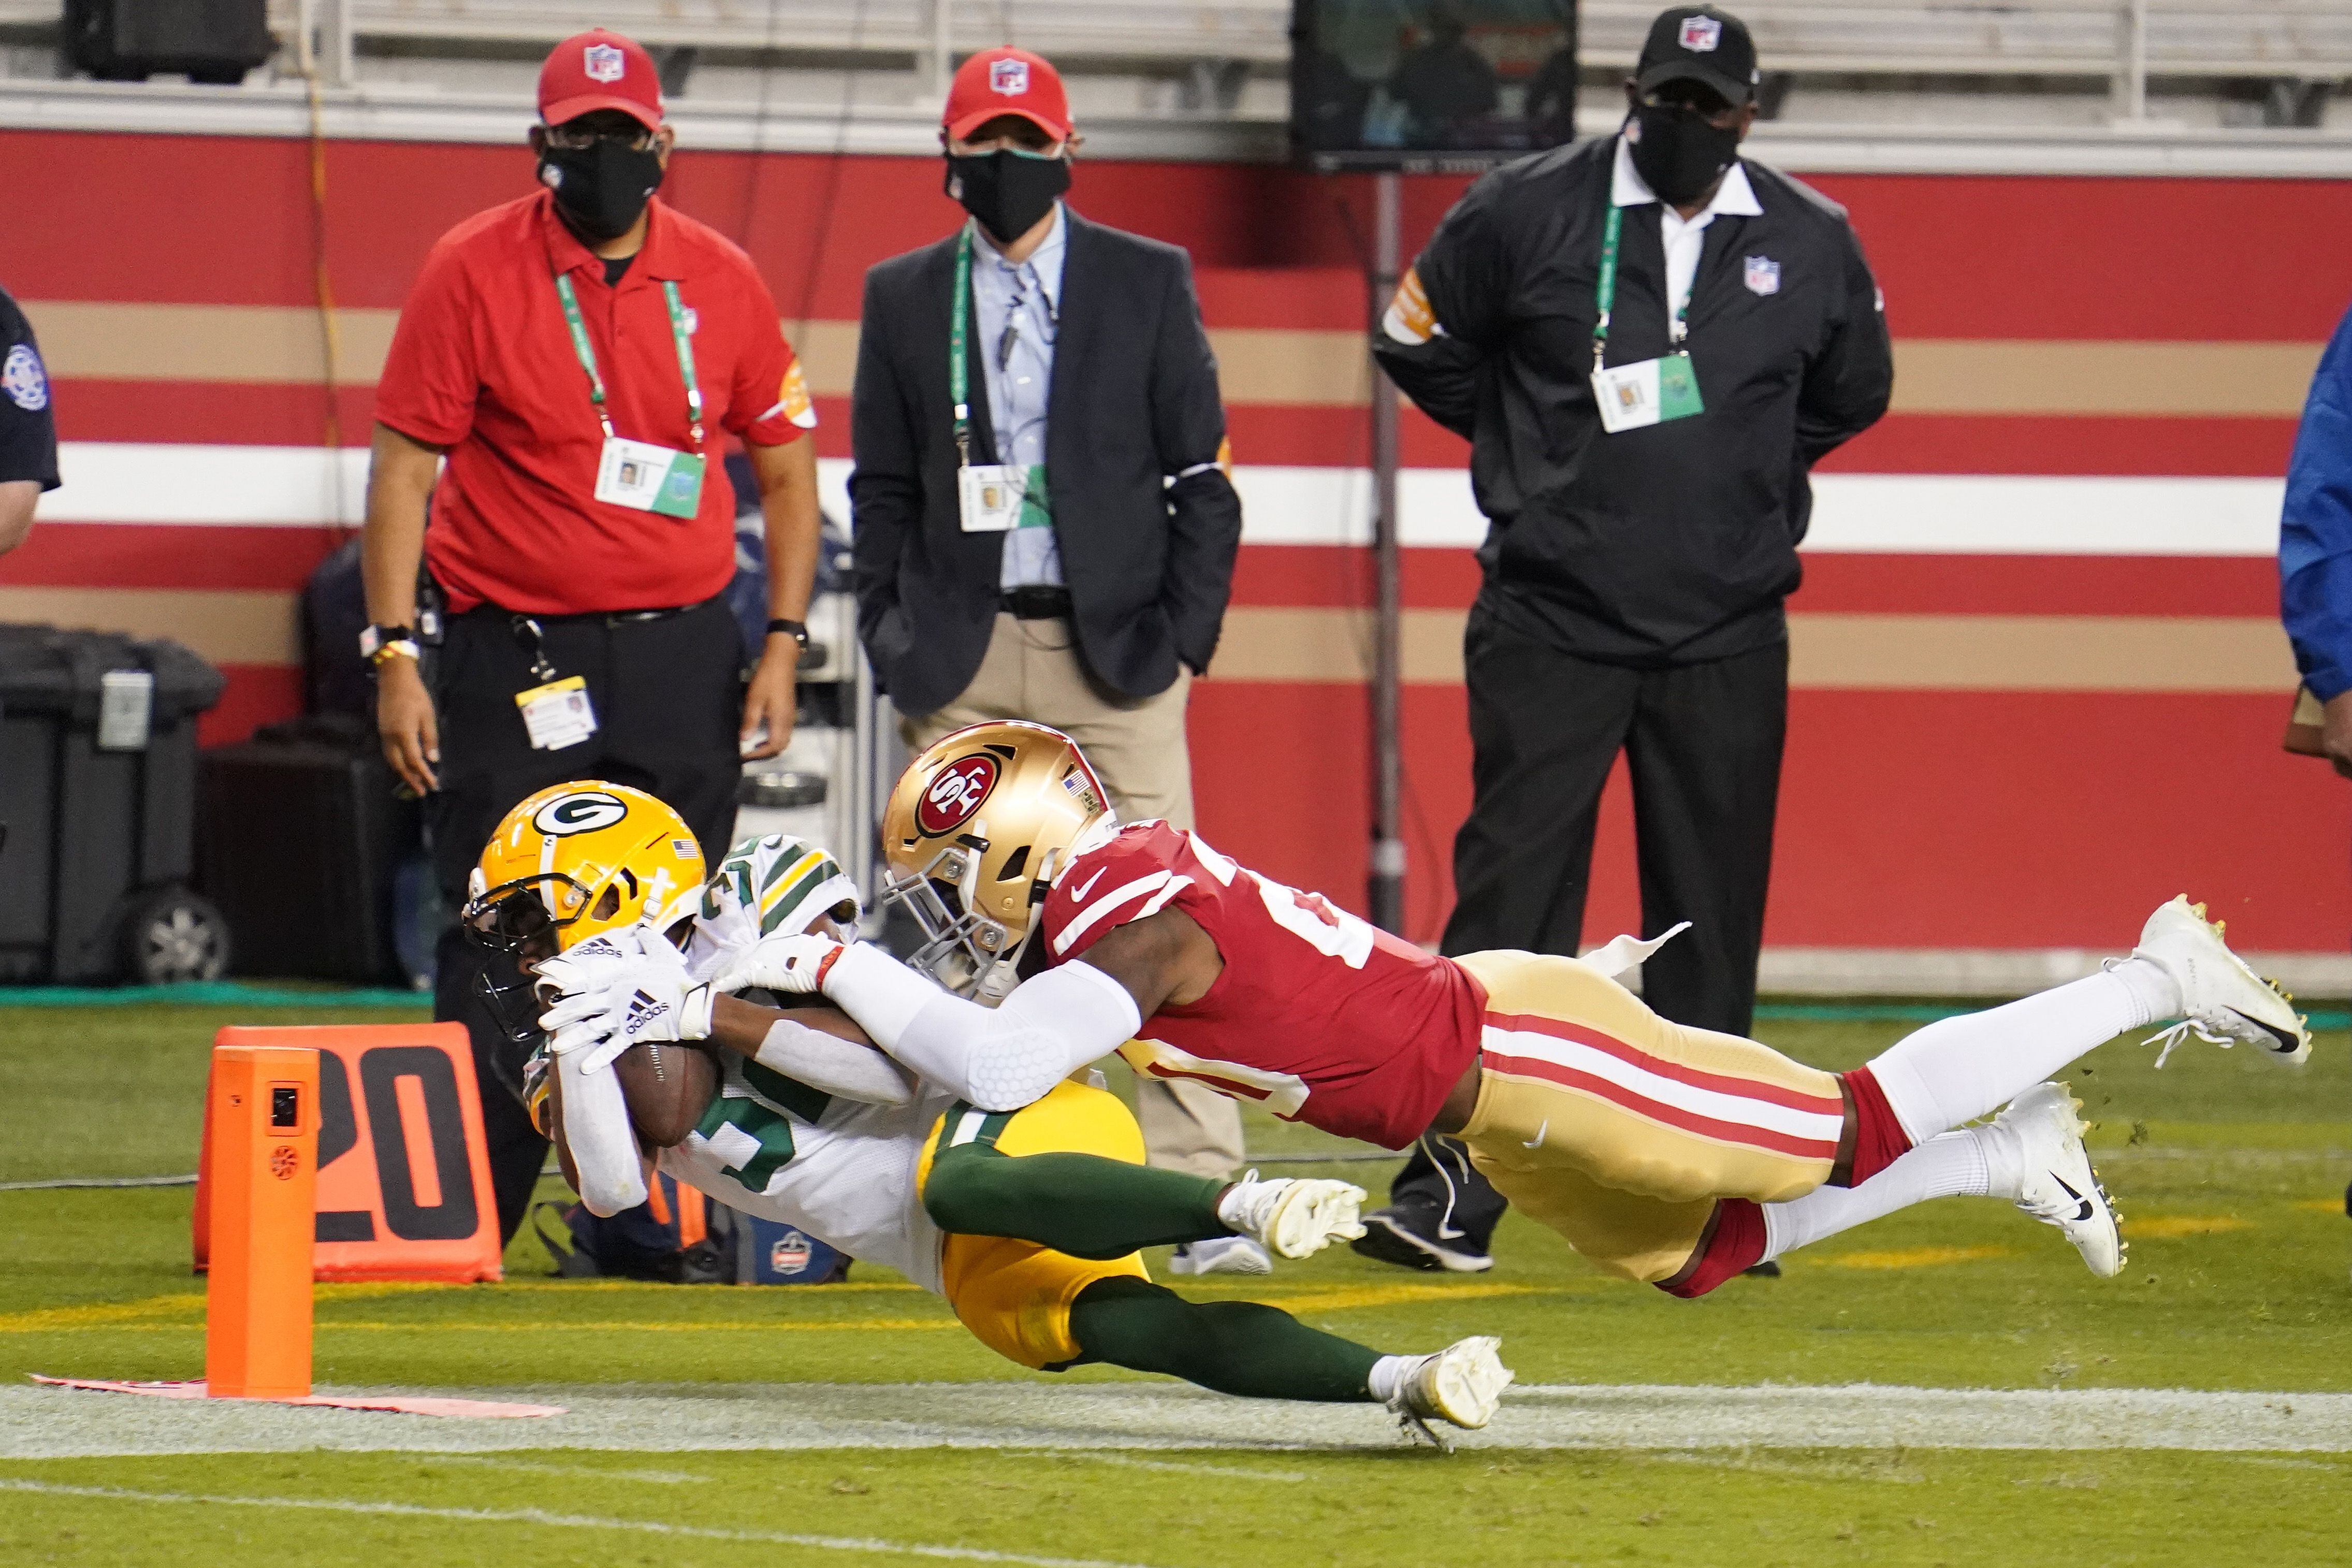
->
<box><xmin>1167</xmin><ymin>1236</ymin><xmax>1271</xmax><ymax>1276</ymax></box>
<box><xmin>2128</xmin><ymin>896</ymin><xmax>2311</xmax><ymax>1066</ymax></box>
<box><xmin>1217</xmin><ymin>1171</ymin><xmax>1368</xmax><ymax>1260</ymax></box>
<box><xmin>1996</xmin><ymin>1083</ymin><xmax>2123</xmax><ymax>1279</ymax></box>
<box><xmin>1388</xmin><ymin>1335</ymin><xmax>1513</xmax><ymax>1449</ymax></box>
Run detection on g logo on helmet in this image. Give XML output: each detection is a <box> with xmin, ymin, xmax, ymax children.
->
<box><xmin>916</xmin><ymin>754</ymin><xmax>998</xmax><ymax>836</ymax></box>
<box><xmin>533</xmin><ymin>790</ymin><xmax>629</xmax><ymax>836</ymax></box>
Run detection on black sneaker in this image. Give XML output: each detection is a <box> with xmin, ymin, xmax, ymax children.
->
<box><xmin>1351</xmin><ymin>1201</ymin><xmax>1494</xmax><ymax>1273</ymax></box>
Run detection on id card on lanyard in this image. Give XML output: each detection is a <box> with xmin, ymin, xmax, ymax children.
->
<box><xmin>949</xmin><ymin>228</ymin><xmax>1046</xmax><ymax>533</ymax></box>
<box><xmin>557</xmin><ymin>272</ymin><xmax>707</xmax><ymax>518</ymax></box>
<box><xmin>1590</xmin><ymin>204</ymin><xmax>1705</xmax><ymax>435</ymax></box>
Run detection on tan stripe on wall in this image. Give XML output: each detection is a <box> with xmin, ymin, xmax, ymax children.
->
<box><xmin>0</xmin><ymin>588</ymin><xmax>2294</xmax><ymax>694</ymax></box>
<box><xmin>0</xmin><ymin>588</ymin><xmax>298</xmax><ymax>665</ymax></box>
<box><xmin>1210</xmin><ymin>608</ymin><xmax>2297</xmax><ymax>692</ymax></box>
<box><xmin>26</xmin><ymin>300</ymin><xmax>2321</xmax><ymax>418</ymax></box>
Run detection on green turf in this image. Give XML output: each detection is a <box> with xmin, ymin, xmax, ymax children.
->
<box><xmin>2</xmin><ymin>1000</ymin><xmax>2348</xmax><ymax>1564</ymax></box>
<box><xmin>2</xmin><ymin>1446</ymin><xmax>2348</xmax><ymax>1568</ymax></box>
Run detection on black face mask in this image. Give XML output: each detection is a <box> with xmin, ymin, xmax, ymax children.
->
<box><xmin>945</xmin><ymin>149</ymin><xmax>1072</xmax><ymax>246</ymax></box>
<box><xmin>1625</xmin><ymin>101</ymin><xmax>1741</xmax><ymax>206</ymax></box>
<box><xmin>538</xmin><ymin>138</ymin><xmax>665</xmax><ymax>242</ymax></box>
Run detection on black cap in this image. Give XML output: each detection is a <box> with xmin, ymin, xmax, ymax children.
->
<box><xmin>1635</xmin><ymin>6</ymin><xmax>1759</xmax><ymax>108</ymax></box>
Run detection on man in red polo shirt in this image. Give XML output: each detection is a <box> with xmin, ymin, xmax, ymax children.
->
<box><xmin>361</xmin><ymin>27</ymin><xmax>821</xmax><ymax>1240</ymax></box>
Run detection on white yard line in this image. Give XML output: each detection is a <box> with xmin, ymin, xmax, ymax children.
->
<box><xmin>0</xmin><ymin>1479</ymin><xmax>1162</xmax><ymax>1568</ymax></box>
<box><xmin>5</xmin><ymin>1381</ymin><xmax>2351</xmax><ymax>1459</ymax></box>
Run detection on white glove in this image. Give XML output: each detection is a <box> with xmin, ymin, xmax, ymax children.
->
<box><xmin>715</xmin><ymin>931</ymin><xmax>846</xmax><ymax>997</ymax></box>
<box><xmin>536</xmin><ymin>924</ymin><xmax>715</xmax><ymax>1073</ymax></box>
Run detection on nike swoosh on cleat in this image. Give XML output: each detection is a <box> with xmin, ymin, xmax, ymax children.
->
<box><xmin>2051</xmin><ymin>1173</ymin><xmax>2095</xmax><ymax>1223</ymax></box>
<box><xmin>2224</xmin><ymin>1007</ymin><xmax>2303</xmax><ymax>1053</ymax></box>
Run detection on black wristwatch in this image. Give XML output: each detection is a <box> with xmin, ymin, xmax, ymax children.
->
<box><xmin>766</xmin><ymin>618</ymin><xmax>809</xmax><ymax>652</ymax></box>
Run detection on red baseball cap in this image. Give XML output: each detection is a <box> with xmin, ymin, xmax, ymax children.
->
<box><xmin>539</xmin><ymin>29</ymin><xmax>663</xmax><ymax>132</ymax></box>
<box><xmin>942</xmin><ymin>47</ymin><xmax>1071</xmax><ymax>143</ymax></box>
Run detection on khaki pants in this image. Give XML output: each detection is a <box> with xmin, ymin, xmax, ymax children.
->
<box><xmin>902</xmin><ymin>613</ymin><xmax>1243</xmax><ymax>1180</ymax></box>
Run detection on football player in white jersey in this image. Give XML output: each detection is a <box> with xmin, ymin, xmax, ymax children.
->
<box><xmin>466</xmin><ymin>782</ymin><xmax>1512</xmax><ymax>1440</ymax></box>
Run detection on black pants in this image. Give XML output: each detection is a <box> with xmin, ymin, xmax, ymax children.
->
<box><xmin>426</xmin><ymin>598</ymin><xmax>747</xmax><ymax>1245</ymax></box>
<box><xmin>1442</xmin><ymin>607</ymin><xmax>1788</xmax><ymax>1035</ymax></box>
<box><xmin>1396</xmin><ymin>608</ymin><xmax>1788</xmax><ymax>1244</ymax></box>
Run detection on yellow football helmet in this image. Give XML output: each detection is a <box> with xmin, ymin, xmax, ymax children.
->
<box><xmin>462</xmin><ymin>781</ymin><xmax>707</xmax><ymax>965</ymax></box>
<box><xmin>881</xmin><ymin>721</ymin><xmax>1117</xmax><ymax>998</ymax></box>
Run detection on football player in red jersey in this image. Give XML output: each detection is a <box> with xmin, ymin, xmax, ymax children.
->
<box><xmin>718</xmin><ymin>722</ymin><xmax>2311</xmax><ymax>1297</ymax></box>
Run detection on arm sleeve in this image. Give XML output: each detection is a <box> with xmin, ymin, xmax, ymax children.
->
<box><xmin>0</xmin><ymin>301</ymin><xmax>59</xmax><ymax>490</ymax></box>
<box><xmin>848</xmin><ymin>266</ymin><xmax>922</xmax><ymax>681</ymax></box>
<box><xmin>1371</xmin><ymin>171</ymin><xmax>1513</xmax><ymax>441</ymax></box>
<box><xmin>557</xmin><ymin>1052</ymin><xmax>650</xmax><ymax>1217</ymax></box>
<box><xmin>728</xmin><ymin>267</ymin><xmax>813</xmax><ymax>446</ymax></box>
<box><xmin>1793</xmin><ymin>220</ymin><xmax>1894</xmax><ymax>468</ymax></box>
<box><xmin>814</xmin><ymin>940</ymin><xmax>1142</xmax><ymax>1110</ymax></box>
<box><xmin>2282</xmin><ymin>304</ymin><xmax>2352</xmax><ymax>700</ymax></box>
<box><xmin>890</xmin><ymin>962</ymin><xmax>1144</xmax><ymax>1111</ymax></box>
<box><xmin>751</xmin><ymin>1017</ymin><xmax>917</xmax><ymax>1106</ymax></box>
<box><xmin>373</xmin><ymin>241</ymin><xmax>482</xmax><ymax>448</ymax></box>
<box><xmin>1148</xmin><ymin>253</ymin><xmax>1243</xmax><ymax>675</ymax></box>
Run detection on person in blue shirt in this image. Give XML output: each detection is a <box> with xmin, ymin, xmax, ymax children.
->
<box><xmin>2283</xmin><ymin>301</ymin><xmax>2352</xmax><ymax>779</ymax></box>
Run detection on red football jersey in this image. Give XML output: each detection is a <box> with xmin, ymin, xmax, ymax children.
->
<box><xmin>1038</xmin><ymin>822</ymin><xmax>1485</xmax><ymax>1149</ymax></box>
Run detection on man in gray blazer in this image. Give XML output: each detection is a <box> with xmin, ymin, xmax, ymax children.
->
<box><xmin>850</xmin><ymin>47</ymin><xmax>1256</xmax><ymax>1270</ymax></box>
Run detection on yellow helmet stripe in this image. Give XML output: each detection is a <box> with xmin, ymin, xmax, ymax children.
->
<box><xmin>758</xmin><ymin>851</ymin><xmax>830</xmax><ymax>925</ymax></box>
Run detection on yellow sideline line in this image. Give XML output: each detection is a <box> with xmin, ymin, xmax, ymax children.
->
<box><xmin>1817</xmin><ymin>1244</ymin><xmax>2012</xmax><ymax>1270</ymax></box>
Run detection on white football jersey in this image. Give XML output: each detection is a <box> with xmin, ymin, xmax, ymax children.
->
<box><xmin>649</xmin><ymin>868</ymin><xmax>955</xmax><ymax>1294</ymax></box>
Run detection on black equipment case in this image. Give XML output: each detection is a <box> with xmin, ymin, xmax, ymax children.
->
<box><xmin>0</xmin><ymin>625</ymin><xmax>228</xmax><ymax>983</ymax></box>
<box><xmin>64</xmin><ymin>0</ymin><xmax>274</xmax><ymax>85</ymax></box>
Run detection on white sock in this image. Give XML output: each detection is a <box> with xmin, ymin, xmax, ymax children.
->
<box><xmin>1760</xmin><ymin>1128</ymin><xmax>2000</xmax><ymax>1262</ymax></box>
<box><xmin>1863</xmin><ymin>965</ymin><xmax>2173</xmax><ymax>1145</ymax></box>
<box><xmin>1367</xmin><ymin>1354</ymin><xmax>1418</xmax><ymax>1403</ymax></box>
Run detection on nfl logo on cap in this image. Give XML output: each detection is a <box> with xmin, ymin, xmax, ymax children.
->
<box><xmin>1680</xmin><ymin>14</ymin><xmax>1723</xmax><ymax>51</ymax></box>
<box><xmin>584</xmin><ymin>42</ymin><xmax>625</xmax><ymax>82</ymax></box>
<box><xmin>1745</xmin><ymin>255</ymin><xmax>1781</xmax><ymax>296</ymax></box>
<box><xmin>991</xmin><ymin>56</ymin><xmax>1029</xmax><ymax>96</ymax></box>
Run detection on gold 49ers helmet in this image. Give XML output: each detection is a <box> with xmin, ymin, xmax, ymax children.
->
<box><xmin>463</xmin><ymin>781</ymin><xmax>707</xmax><ymax>966</ymax></box>
<box><xmin>881</xmin><ymin>721</ymin><xmax>1117</xmax><ymax>998</ymax></box>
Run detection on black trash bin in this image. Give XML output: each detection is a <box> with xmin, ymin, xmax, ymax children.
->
<box><xmin>0</xmin><ymin>624</ymin><xmax>229</xmax><ymax>984</ymax></box>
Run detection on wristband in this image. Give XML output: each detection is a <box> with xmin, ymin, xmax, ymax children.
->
<box><xmin>766</xmin><ymin>618</ymin><xmax>809</xmax><ymax>651</ymax></box>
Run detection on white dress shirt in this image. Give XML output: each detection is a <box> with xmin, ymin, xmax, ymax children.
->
<box><xmin>970</xmin><ymin>204</ymin><xmax>1066</xmax><ymax>590</ymax></box>
<box><xmin>1610</xmin><ymin>133</ymin><xmax>1763</xmax><ymax>341</ymax></box>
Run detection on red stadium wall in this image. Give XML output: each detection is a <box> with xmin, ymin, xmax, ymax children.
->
<box><xmin>3</xmin><ymin>128</ymin><xmax>2345</xmax><ymax>958</ymax></box>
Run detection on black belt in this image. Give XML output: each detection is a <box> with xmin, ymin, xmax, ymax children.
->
<box><xmin>999</xmin><ymin>586</ymin><xmax>1073</xmax><ymax>620</ymax></box>
<box><xmin>459</xmin><ymin>593</ymin><xmax>724</xmax><ymax>631</ymax></box>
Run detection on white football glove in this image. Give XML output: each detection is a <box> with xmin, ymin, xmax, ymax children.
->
<box><xmin>714</xmin><ymin>931</ymin><xmax>846</xmax><ymax>997</ymax></box>
<box><xmin>536</xmin><ymin>924</ymin><xmax>715</xmax><ymax>1073</ymax></box>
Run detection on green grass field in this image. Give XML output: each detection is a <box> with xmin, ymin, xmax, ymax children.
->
<box><xmin>3</xmin><ymin>1000</ymin><xmax>2348</xmax><ymax>1566</ymax></box>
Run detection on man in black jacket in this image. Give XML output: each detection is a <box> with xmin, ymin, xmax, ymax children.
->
<box><xmin>851</xmin><ymin>47</ymin><xmax>1256</xmax><ymax>1269</ymax></box>
<box><xmin>1360</xmin><ymin>5</ymin><xmax>1892</xmax><ymax>1272</ymax></box>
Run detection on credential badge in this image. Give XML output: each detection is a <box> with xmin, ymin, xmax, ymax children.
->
<box><xmin>990</xmin><ymin>57</ymin><xmax>1030</xmax><ymax>96</ymax></box>
<box><xmin>584</xmin><ymin>43</ymin><xmax>626</xmax><ymax>83</ymax></box>
<box><xmin>1679</xmin><ymin>15</ymin><xmax>1723</xmax><ymax>52</ymax></box>
<box><xmin>1744</xmin><ymin>255</ymin><xmax>1781</xmax><ymax>296</ymax></box>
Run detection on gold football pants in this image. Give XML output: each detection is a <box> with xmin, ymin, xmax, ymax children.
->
<box><xmin>913</xmin><ymin>1079</ymin><xmax>1152</xmax><ymax>1369</ymax></box>
<box><xmin>1454</xmin><ymin>949</ymin><xmax>1848</xmax><ymax>1283</ymax></box>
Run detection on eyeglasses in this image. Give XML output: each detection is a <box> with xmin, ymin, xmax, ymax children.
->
<box><xmin>1638</xmin><ymin>91</ymin><xmax>1742</xmax><ymax>129</ymax></box>
<box><xmin>543</xmin><ymin>122</ymin><xmax>657</xmax><ymax>152</ymax></box>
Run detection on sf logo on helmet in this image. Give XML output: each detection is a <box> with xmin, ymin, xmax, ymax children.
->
<box><xmin>534</xmin><ymin>790</ymin><xmax>628</xmax><ymax>836</ymax></box>
<box><xmin>916</xmin><ymin>754</ymin><xmax>999</xmax><ymax>836</ymax></box>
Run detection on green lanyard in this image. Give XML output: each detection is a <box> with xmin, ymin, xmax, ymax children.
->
<box><xmin>554</xmin><ymin>273</ymin><xmax>705</xmax><ymax>453</ymax></box>
<box><xmin>949</xmin><ymin>227</ymin><xmax>977</xmax><ymax>467</ymax></box>
<box><xmin>1592</xmin><ymin>204</ymin><xmax>1692</xmax><ymax>373</ymax></box>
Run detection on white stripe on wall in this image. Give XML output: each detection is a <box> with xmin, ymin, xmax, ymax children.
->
<box><xmin>44</xmin><ymin>444</ymin><xmax>2286</xmax><ymax>558</ymax></box>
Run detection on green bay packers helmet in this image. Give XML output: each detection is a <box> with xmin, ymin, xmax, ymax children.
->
<box><xmin>880</xmin><ymin>721</ymin><xmax>1117</xmax><ymax>999</ymax></box>
<box><xmin>463</xmin><ymin>782</ymin><xmax>706</xmax><ymax>965</ymax></box>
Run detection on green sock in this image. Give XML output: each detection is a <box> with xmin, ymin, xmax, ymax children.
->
<box><xmin>924</xmin><ymin>1144</ymin><xmax>1229</xmax><ymax>1260</ymax></box>
<box><xmin>1067</xmin><ymin>1276</ymin><xmax>1380</xmax><ymax>1402</ymax></box>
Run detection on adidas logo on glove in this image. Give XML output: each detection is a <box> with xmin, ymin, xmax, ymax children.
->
<box><xmin>622</xmin><ymin>988</ymin><xmax>670</xmax><ymax>1038</ymax></box>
